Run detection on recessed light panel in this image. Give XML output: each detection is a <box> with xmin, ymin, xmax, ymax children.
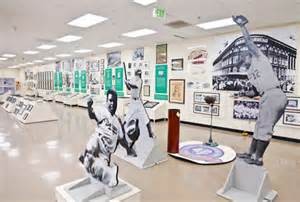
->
<box><xmin>196</xmin><ymin>18</ymin><xmax>235</xmax><ymax>30</ymax></box>
<box><xmin>122</xmin><ymin>28</ymin><xmax>157</xmax><ymax>38</ymax></box>
<box><xmin>2</xmin><ymin>54</ymin><xmax>16</xmax><ymax>58</ymax></box>
<box><xmin>37</xmin><ymin>44</ymin><xmax>57</xmax><ymax>50</ymax></box>
<box><xmin>44</xmin><ymin>57</ymin><xmax>57</xmax><ymax>61</ymax></box>
<box><xmin>24</xmin><ymin>50</ymin><xmax>39</xmax><ymax>55</ymax></box>
<box><xmin>57</xmin><ymin>35</ymin><xmax>82</xmax><ymax>43</ymax></box>
<box><xmin>68</xmin><ymin>13</ymin><xmax>108</xmax><ymax>28</ymax></box>
<box><xmin>33</xmin><ymin>60</ymin><xmax>44</xmax><ymax>63</ymax></box>
<box><xmin>56</xmin><ymin>54</ymin><xmax>71</xmax><ymax>58</ymax></box>
<box><xmin>133</xmin><ymin>0</ymin><xmax>157</xmax><ymax>6</ymax></box>
<box><xmin>0</xmin><ymin>57</ymin><xmax>8</xmax><ymax>61</ymax></box>
<box><xmin>98</xmin><ymin>42</ymin><xmax>123</xmax><ymax>48</ymax></box>
<box><xmin>74</xmin><ymin>49</ymin><xmax>93</xmax><ymax>53</ymax></box>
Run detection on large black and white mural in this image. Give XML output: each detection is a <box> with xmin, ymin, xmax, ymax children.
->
<box><xmin>213</xmin><ymin>28</ymin><xmax>297</xmax><ymax>93</ymax></box>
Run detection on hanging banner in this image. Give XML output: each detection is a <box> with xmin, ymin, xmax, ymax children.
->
<box><xmin>74</xmin><ymin>71</ymin><xmax>80</xmax><ymax>92</ymax></box>
<box><xmin>59</xmin><ymin>72</ymin><xmax>63</xmax><ymax>91</ymax></box>
<box><xmin>154</xmin><ymin>64</ymin><xmax>168</xmax><ymax>100</ymax></box>
<box><xmin>115</xmin><ymin>67</ymin><xmax>124</xmax><ymax>96</ymax></box>
<box><xmin>105</xmin><ymin>68</ymin><xmax>113</xmax><ymax>91</ymax></box>
<box><xmin>54</xmin><ymin>72</ymin><xmax>59</xmax><ymax>91</ymax></box>
<box><xmin>80</xmin><ymin>70</ymin><xmax>87</xmax><ymax>93</ymax></box>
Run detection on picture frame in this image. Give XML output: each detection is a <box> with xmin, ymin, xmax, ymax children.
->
<box><xmin>286</xmin><ymin>97</ymin><xmax>300</xmax><ymax>111</ymax></box>
<box><xmin>193</xmin><ymin>103</ymin><xmax>220</xmax><ymax>116</ymax></box>
<box><xmin>133</xmin><ymin>47</ymin><xmax>144</xmax><ymax>61</ymax></box>
<box><xmin>194</xmin><ymin>92</ymin><xmax>220</xmax><ymax>104</ymax></box>
<box><xmin>169</xmin><ymin>79</ymin><xmax>185</xmax><ymax>104</ymax></box>
<box><xmin>282</xmin><ymin>111</ymin><xmax>300</xmax><ymax>126</ymax></box>
<box><xmin>107</xmin><ymin>51</ymin><xmax>121</xmax><ymax>67</ymax></box>
<box><xmin>156</xmin><ymin>44</ymin><xmax>167</xmax><ymax>64</ymax></box>
<box><xmin>233</xmin><ymin>100</ymin><xmax>259</xmax><ymax>120</ymax></box>
<box><xmin>143</xmin><ymin>85</ymin><xmax>150</xmax><ymax>97</ymax></box>
<box><xmin>171</xmin><ymin>58</ymin><xmax>184</xmax><ymax>71</ymax></box>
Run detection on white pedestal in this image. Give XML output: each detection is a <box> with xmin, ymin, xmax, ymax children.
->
<box><xmin>56</xmin><ymin>177</ymin><xmax>140</xmax><ymax>202</ymax></box>
<box><xmin>217</xmin><ymin>159</ymin><xmax>277</xmax><ymax>202</ymax></box>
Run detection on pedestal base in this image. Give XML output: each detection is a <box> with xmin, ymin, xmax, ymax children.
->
<box><xmin>56</xmin><ymin>177</ymin><xmax>140</xmax><ymax>202</ymax></box>
<box><xmin>217</xmin><ymin>159</ymin><xmax>277</xmax><ymax>202</ymax></box>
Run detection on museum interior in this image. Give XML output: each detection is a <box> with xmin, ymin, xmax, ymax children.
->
<box><xmin>0</xmin><ymin>0</ymin><xmax>299</xmax><ymax>202</ymax></box>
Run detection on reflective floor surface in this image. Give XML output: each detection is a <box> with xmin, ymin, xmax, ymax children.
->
<box><xmin>0</xmin><ymin>103</ymin><xmax>299</xmax><ymax>202</ymax></box>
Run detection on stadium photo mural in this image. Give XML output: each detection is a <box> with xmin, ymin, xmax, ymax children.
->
<box><xmin>212</xmin><ymin>26</ymin><xmax>297</xmax><ymax>93</ymax></box>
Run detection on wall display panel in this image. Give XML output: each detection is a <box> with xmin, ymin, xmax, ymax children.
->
<box><xmin>107</xmin><ymin>51</ymin><xmax>121</xmax><ymax>67</ymax></box>
<box><xmin>171</xmin><ymin>58</ymin><xmax>184</xmax><ymax>71</ymax></box>
<box><xmin>282</xmin><ymin>111</ymin><xmax>300</xmax><ymax>126</ymax></box>
<box><xmin>169</xmin><ymin>79</ymin><xmax>185</xmax><ymax>104</ymax></box>
<box><xmin>193</xmin><ymin>103</ymin><xmax>220</xmax><ymax>116</ymax></box>
<box><xmin>233</xmin><ymin>100</ymin><xmax>259</xmax><ymax>120</ymax></box>
<box><xmin>156</xmin><ymin>44</ymin><xmax>167</xmax><ymax>64</ymax></box>
<box><xmin>286</xmin><ymin>97</ymin><xmax>300</xmax><ymax>111</ymax></box>
<box><xmin>133</xmin><ymin>47</ymin><xmax>144</xmax><ymax>61</ymax></box>
<box><xmin>213</xmin><ymin>28</ymin><xmax>297</xmax><ymax>93</ymax></box>
<box><xmin>154</xmin><ymin>64</ymin><xmax>168</xmax><ymax>100</ymax></box>
<box><xmin>194</xmin><ymin>92</ymin><xmax>220</xmax><ymax>104</ymax></box>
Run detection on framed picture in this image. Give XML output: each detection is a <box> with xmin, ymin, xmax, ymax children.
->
<box><xmin>171</xmin><ymin>58</ymin><xmax>184</xmax><ymax>71</ymax></box>
<box><xmin>233</xmin><ymin>100</ymin><xmax>259</xmax><ymax>120</ymax></box>
<box><xmin>193</xmin><ymin>104</ymin><xmax>219</xmax><ymax>116</ymax></box>
<box><xmin>133</xmin><ymin>47</ymin><xmax>144</xmax><ymax>61</ymax></box>
<box><xmin>144</xmin><ymin>101</ymin><xmax>159</xmax><ymax>109</ymax></box>
<box><xmin>169</xmin><ymin>79</ymin><xmax>185</xmax><ymax>104</ymax></box>
<box><xmin>107</xmin><ymin>51</ymin><xmax>121</xmax><ymax>67</ymax></box>
<box><xmin>194</xmin><ymin>92</ymin><xmax>220</xmax><ymax>104</ymax></box>
<box><xmin>143</xmin><ymin>85</ymin><xmax>150</xmax><ymax>97</ymax></box>
<box><xmin>156</xmin><ymin>44</ymin><xmax>167</xmax><ymax>64</ymax></box>
<box><xmin>283</xmin><ymin>111</ymin><xmax>300</xmax><ymax>126</ymax></box>
<box><xmin>286</xmin><ymin>97</ymin><xmax>300</xmax><ymax>111</ymax></box>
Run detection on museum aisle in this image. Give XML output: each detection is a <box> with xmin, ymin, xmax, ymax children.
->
<box><xmin>0</xmin><ymin>103</ymin><xmax>299</xmax><ymax>202</ymax></box>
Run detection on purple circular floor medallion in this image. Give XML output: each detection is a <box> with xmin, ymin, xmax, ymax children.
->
<box><xmin>179</xmin><ymin>143</ymin><xmax>225</xmax><ymax>163</ymax></box>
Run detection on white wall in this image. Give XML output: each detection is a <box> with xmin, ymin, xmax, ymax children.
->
<box><xmin>14</xmin><ymin>22</ymin><xmax>300</xmax><ymax>140</ymax></box>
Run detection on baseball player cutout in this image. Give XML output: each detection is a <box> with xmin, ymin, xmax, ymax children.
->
<box><xmin>124</xmin><ymin>69</ymin><xmax>155</xmax><ymax>139</ymax></box>
<box><xmin>233</xmin><ymin>15</ymin><xmax>287</xmax><ymax>166</ymax></box>
<box><xmin>79</xmin><ymin>89</ymin><xmax>137</xmax><ymax>187</ymax></box>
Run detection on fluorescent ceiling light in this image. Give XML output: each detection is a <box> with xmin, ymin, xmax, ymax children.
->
<box><xmin>68</xmin><ymin>13</ymin><xmax>108</xmax><ymax>28</ymax></box>
<box><xmin>133</xmin><ymin>0</ymin><xmax>157</xmax><ymax>6</ymax></box>
<box><xmin>122</xmin><ymin>28</ymin><xmax>157</xmax><ymax>38</ymax></box>
<box><xmin>74</xmin><ymin>49</ymin><xmax>93</xmax><ymax>53</ymax></box>
<box><xmin>56</xmin><ymin>54</ymin><xmax>71</xmax><ymax>58</ymax></box>
<box><xmin>57</xmin><ymin>35</ymin><xmax>82</xmax><ymax>43</ymax></box>
<box><xmin>0</xmin><ymin>57</ymin><xmax>8</xmax><ymax>61</ymax></box>
<box><xmin>37</xmin><ymin>44</ymin><xmax>57</xmax><ymax>50</ymax></box>
<box><xmin>2</xmin><ymin>54</ymin><xmax>16</xmax><ymax>58</ymax></box>
<box><xmin>33</xmin><ymin>60</ymin><xmax>44</xmax><ymax>63</ymax></box>
<box><xmin>24</xmin><ymin>50</ymin><xmax>39</xmax><ymax>55</ymax></box>
<box><xmin>98</xmin><ymin>42</ymin><xmax>123</xmax><ymax>48</ymax></box>
<box><xmin>25</xmin><ymin>62</ymin><xmax>34</xmax><ymax>65</ymax></box>
<box><xmin>196</xmin><ymin>18</ymin><xmax>235</xmax><ymax>30</ymax></box>
<box><xmin>44</xmin><ymin>57</ymin><xmax>57</xmax><ymax>61</ymax></box>
<box><xmin>8</xmin><ymin>66</ymin><xmax>19</xmax><ymax>69</ymax></box>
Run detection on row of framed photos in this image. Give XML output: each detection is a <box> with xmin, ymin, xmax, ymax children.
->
<box><xmin>193</xmin><ymin>92</ymin><xmax>220</xmax><ymax>116</ymax></box>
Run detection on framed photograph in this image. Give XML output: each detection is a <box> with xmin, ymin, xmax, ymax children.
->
<box><xmin>143</xmin><ymin>85</ymin><xmax>150</xmax><ymax>97</ymax></box>
<box><xmin>156</xmin><ymin>44</ymin><xmax>167</xmax><ymax>64</ymax></box>
<box><xmin>194</xmin><ymin>92</ymin><xmax>220</xmax><ymax>104</ymax></box>
<box><xmin>169</xmin><ymin>79</ymin><xmax>185</xmax><ymax>104</ymax></box>
<box><xmin>286</xmin><ymin>97</ymin><xmax>300</xmax><ymax>111</ymax></box>
<box><xmin>193</xmin><ymin>104</ymin><xmax>219</xmax><ymax>116</ymax></box>
<box><xmin>107</xmin><ymin>51</ymin><xmax>121</xmax><ymax>67</ymax></box>
<box><xmin>133</xmin><ymin>47</ymin><xmax>144</xmax><ymax>61</ymax></box>
<box><xmin>171</xmin><ymin>58</ymin><xmax>184</xmax><ymax>71</ymax></box>
<box><xmin>283</xmin><ymin>111</ymin><xmax>300</xmax><ymax>126</ymax></box>
<box><xmin>233</xmin><ymin>100</ymin><xmax>259</xmax><ymax>120</ymax></box>
<box><xmin>144</xmin><ymin>101</ymin><xmax>159</xmax><ymax>109</ymax></box>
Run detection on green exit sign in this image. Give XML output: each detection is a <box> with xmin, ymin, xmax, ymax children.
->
<box><xmin>153</xmin><ymin>7</ymin><xmax>166</xmax><ymax>18</ymax></box>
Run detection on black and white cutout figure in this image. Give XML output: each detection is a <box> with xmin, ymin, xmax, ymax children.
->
<box><xmin>233</xmin><ymin>15</ymin><xmax>287</xmax><ymax>166</ymax></box>
<box><xmin>125</xmin><ymin>69</ymin><xmax>154</xmax><ymax>141</ymax></box>
<box><xmin>79</xmin><ymin>89</ymin><xmax>136</xmax><ymax>187</ymax></box>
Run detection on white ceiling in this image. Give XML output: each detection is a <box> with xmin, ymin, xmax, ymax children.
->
<box><xmin>0</xmin><ymin>0</ymin><xmax>300</xmax><ymax>68</ymax></box>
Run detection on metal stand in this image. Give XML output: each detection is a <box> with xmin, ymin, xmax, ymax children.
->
<box><xmin>205</xmin><ymin>103</ymin><xmax>218</xmax><ymax>147</ymax></box>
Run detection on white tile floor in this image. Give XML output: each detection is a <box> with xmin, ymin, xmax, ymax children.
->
<box><xmin>0</xmin><ymin>103</ymin><xmax>299</xmax><ymax>202</ymax></box>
